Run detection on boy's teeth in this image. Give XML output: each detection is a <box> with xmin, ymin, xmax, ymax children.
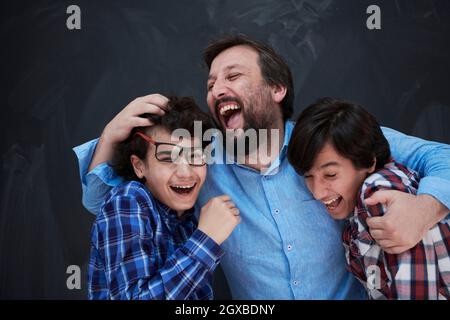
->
<box><xmin>172</xmin><ymin>184</ymin><xmax>195</xmax><ymax>189</ymax></box>
<box><xmin>219</xmin><ymin>104</ymin><xmax>240</xmax><ymax>115</ymax></box>
<box><xmin>324</xmin><ymin>196</ymin><xmax>340</xmax><ymax>205</ymax></box>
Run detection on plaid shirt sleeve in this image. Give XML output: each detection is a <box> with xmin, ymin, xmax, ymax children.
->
<box><xmin>344</xmin><ymin>175</ymin><xmax>393</xmax><ymax>299</ymax></box>
<box><xmin>91</xmin><ymin>193</ymin><xmax>224</xmax><ymax>300</ymax></box>
<box><xmin>345</xmin><ymin>162</ymin><xmax>450</xmax><ymax>299</ymax></box>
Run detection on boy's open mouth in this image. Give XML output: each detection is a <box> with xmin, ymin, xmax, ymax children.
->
<box><xmin>218</xmin><ymin>103</ymin><xmax>242</xmax><ymax>129</ymax></box>
<box><xmin>169</xmin><ymin>183</ymin><xmax>197</xmax><ymax>195</ymax></box>
<box><xmin>323</xmin><ymin>196</ymin><xmax>343</xmax><ymax>211</ymax></box>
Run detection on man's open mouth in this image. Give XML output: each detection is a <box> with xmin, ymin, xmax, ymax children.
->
<box><xmin>323</xmin><ymin>196</ymin><xmax>343</xmax><ymax>211</ymax></box>
<box><xmin>218</xmin><ymin>103</ymin><xmax>242</xmax><ymax>129</ymax></box>
<box><xmin>169</xmin><ymin>183</ymin><xmax>197</xmax><ymax>195</ymax></box>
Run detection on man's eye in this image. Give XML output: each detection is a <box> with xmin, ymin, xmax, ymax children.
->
<box><xmin>325</xmin><ymin>174</ymin><xmax>337</xmax><ymax>178</ymax></box>
<box><xmin>207</xmin><ymin>83</ymin><xmax>214</xmax><ymax>91</ymax></box>
<box><xmin>227</xmin><ymin>73</ymin><xmax>240</xmax><ymax>81</ymax></box>
<box><xmin>304</xmin><ymin>175</ymin><xmax>312</xmax><ymax>179</ymax></box>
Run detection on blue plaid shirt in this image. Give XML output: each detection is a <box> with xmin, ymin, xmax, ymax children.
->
<box><xmin>88</xmin><ymin>180</ymin><xmax>224</xmax><ymax>300</ymax></box>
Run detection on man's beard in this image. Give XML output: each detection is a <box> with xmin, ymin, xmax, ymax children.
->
<box><xmin>219</xmin><ymin>85</ymin><xmax>278</xmax><ymax>157</ymax></box>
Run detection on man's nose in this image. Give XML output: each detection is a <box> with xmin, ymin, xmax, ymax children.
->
<box><xmin>211</xmin><ymin>78</ymin><xmax>229</xmax><ymax>100</ymax></box>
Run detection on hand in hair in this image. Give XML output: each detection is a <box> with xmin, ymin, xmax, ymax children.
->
<box><xmin>88</xmin><ymin>94</ymin><xmax>169</xmax><ymax>172</ymax></box>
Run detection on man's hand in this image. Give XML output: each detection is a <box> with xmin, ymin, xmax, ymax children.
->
<box><xmin>365</xmin><ymin>190</ymin><xmax>449</xmax><ymax>254</ymax></box>
<box><xmin>88</xmin><ymin>94</ymin><xmax>169</xmax><ymax>172</ymax></box>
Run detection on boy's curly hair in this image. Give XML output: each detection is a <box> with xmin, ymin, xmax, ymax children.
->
<box><xmin>110</xmin><ymin>96</ymin><xmax>215</xmax><ymax>182</ymax></box>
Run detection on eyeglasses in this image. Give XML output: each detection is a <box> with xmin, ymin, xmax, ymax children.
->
<box><xmin>134</xmin><ymin>132</ymin><xmax>206</xmax><ymax>166</ymax></box>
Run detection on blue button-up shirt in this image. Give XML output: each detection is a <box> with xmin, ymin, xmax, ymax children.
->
<box><xmin>74</xmin><ymin>122</ymin><xmax>450</xmax><ymax>299</ymax></box>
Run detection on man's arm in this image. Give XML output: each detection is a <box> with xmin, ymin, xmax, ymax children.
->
<box><xmin>91</xmin><ymin>194</ymin><xmax>224</xmax><ymax>300</ymax></box>
<box><xmin>73</xmin><ymin>94</ymin><xmax>168</xmax><ymax>215</ymax></box>
<box><xmin>366</xmin><ymin>127</ymin><xmax>450</xmax><ymax>254</ymax></box>
<box><xmin>383</xmin><ymin>127</ymin><xmax>450</xmax><ymax>209</ymax></box>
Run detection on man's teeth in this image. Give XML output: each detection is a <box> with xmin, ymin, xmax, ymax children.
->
<box><xmin>219</xmin><ymin>104</ymin><xmax>240</xmax><ymax>115</ymax></box>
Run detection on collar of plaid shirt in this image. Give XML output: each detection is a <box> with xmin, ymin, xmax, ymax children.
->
<box><xmin>150</xmin><ymin>192</ymin><xmax>197</xmax><ymax>228</ymax></box>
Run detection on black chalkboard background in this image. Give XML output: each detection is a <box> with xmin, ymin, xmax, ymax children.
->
<box><xmin>1</xmin><ymin>0</ymin><xmax>449</xmax><ymax>299</ymax></box>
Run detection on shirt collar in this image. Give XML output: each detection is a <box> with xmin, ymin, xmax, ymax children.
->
<box><xmin>262</xmin><ymin>120</ymin><xmax>295</xmax><ymax>175</ymax></box>
<box><xmin>150</xmin><ymin>191</ymin><xmax>196</xmax><ymax>224</ymax></box>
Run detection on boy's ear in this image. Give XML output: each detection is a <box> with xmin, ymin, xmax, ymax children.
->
<box><xmin>270</xmin><ymin>84</ymin><xmax>287</xmax><ymax>104</ymax></box>
<box><xmin>368</xmin><ymin>157</ymin><xmax>377</xmax><ymax>174</ymax></box>
<box><xmin>131</xmin><ymin>155</ymin><xmax>146</xmax><ymax>179</ymax></box>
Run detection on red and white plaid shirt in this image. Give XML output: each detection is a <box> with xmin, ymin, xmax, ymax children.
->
<box><xmin>343</xmin><ymin>159</ymin><xmax>450</xmax><ymax>300</ymax></box>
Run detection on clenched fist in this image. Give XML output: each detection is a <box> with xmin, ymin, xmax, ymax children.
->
<box><xmin>197</xmin><ymin>195</ymin><xmax>241</xmax><ymax>245</ymax></box>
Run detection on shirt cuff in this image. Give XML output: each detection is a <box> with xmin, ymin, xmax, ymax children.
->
<box><xmin>73</xmin><ymin>138</ymin><xmax>100</xmax><ymax>186</ymax></box>
<box><xmin>417</xmin><ymin>176</ymin><xmax>450</xmax><ymax>218</ymax></box>
<box><xmin>73</xmin><ymin>138</ymin><xmax>125</xmax><ymax>215</ymax></box>
<box><xmin>182</xmin><ymin>229</ymin><xmax>225</xmax><ymax>271</ymax></box>
<box><xmin>73</xmin><ymin>138</ymin><xmax>123</xmax><ymax>188</ymax></box>
<box><xmin>88</xmin><ymin>162</ymin><xmax>123</xmax><ymax>187</ymax></box>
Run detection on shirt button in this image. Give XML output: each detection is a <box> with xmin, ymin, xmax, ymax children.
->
<box><xmin>274</xmin><ymin>209</ymin><xmax>280</xmax><ymax>215</ymax></box>
<box><xmin>287</xmin><ymin>244</ymin><xmax>292</xmax><ymax>251</ymax></box>
<box><xmin>293</xmin><ymin>280</ymin><xmax>299</xmax><ymax>286</ymax></box>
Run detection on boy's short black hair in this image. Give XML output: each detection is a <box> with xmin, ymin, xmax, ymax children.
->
<box><xmin>110</xmin><ymin>96</ymin><xmax>215</xmax><ymax>182</ymax></box>
<box><xmin>287</xmin><ymin>97</ymin><xmax>391</xmax><ymax>175</ymax></box>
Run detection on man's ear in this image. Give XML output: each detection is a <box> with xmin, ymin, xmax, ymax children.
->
<box><xmin>270</xmin><ymin>84</ymin><xmax>287</xmax><ymax>104</ymax></box>
<box><xmin>131</xmin><ymin>155</ymin><xmax>146</xmax><ymax>179</ymax></box>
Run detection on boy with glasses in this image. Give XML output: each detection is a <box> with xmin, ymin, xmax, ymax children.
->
<box><xmin>88</xmin><ymin>96</ymin><xmax>240</xmax><ymax>300</ymax></box>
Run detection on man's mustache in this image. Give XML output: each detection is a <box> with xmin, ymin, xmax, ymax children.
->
<box><xmin>214</xmin><ymin>96</ymin><xmax>244</xmax><ymax>110</ymax></box>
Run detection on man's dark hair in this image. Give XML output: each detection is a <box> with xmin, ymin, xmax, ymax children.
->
<box><xmin>203</xmin><ymin>34</ymin><xmax>294</xmax><ymax>122</ymax></box>
<box><xmin>287</xmin><ymin>97</ymin><xmax>391</xmax><ymax>175</ymax></box>
<box><xmin>110</xmin><ymin>96</ymin><xmax>215</xmax><ymax>182</ymax></box>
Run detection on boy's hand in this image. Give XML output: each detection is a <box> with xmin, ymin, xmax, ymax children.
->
<box><xmin>198</xmin><ymin>195</ymin><xmax>241</xmax><ymax>245</ymax></box>
<box><xmin>88</xmin><ymin>94</ymin><xmax>169</xmax><ymax>172</ymax></box>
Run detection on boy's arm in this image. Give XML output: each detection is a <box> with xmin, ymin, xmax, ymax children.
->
<box><xmin>92</xmin><ymin>194</ymin><xmax>224</xmax><ymax>300</ymax></box>
<box><xmin>366</xmin><ymin>127</ymin><xmax>450</xmax><ymax>254</ymax></box>
<box><xmin>73</xmin><ymin>94</ymin><xmax>169</xmax><ymax>215</ymax></box>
